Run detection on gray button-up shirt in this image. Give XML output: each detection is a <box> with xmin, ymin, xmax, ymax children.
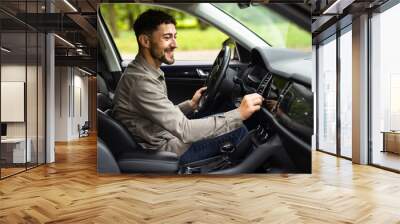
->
<box><xmin>112</xmin><ymin>54</ymin><xmax>243</xmax><ymax>156</ymax></box>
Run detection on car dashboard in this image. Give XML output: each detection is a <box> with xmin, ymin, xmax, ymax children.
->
<box><xmin>235</xmin><ymin>47</ymin><xmax>313</xmax><ymax>166</ymax></box>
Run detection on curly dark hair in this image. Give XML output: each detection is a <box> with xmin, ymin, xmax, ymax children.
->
<box><xmin>133</xmin><ymin>9</ymin><xmax>176</xmax><ymax>38</ymax></box>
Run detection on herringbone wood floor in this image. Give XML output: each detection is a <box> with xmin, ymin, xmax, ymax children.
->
<box><xmin>1</xmin><ymin>135</ymin><xmax>400</xmax><ymax>224</ymax></box>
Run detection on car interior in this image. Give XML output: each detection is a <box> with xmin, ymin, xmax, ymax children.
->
<box><xmin>96</xmin><ymin>3</ymin><xmax>313</xmax><ymax>174</ymax></box>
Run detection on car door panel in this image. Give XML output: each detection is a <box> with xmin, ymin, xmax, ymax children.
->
<box><xmin>162</xmin><ymin>61</ymin><xmax>212</xmax><ymax>104</ymax></box>
<box><xmin>162</xmin><ymin>60</ymin><xmax>248</xmax><ymax>104</ymax></box>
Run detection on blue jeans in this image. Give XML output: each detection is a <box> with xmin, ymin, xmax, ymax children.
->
<box><xmin>179</xmin><ymin>126</ymin><xmax>248</xmax><ymax>164</ymax></box>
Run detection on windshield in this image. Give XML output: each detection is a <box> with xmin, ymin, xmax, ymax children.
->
<box><xmin>100</xmin><ymin>3</ymin><xmax>311</xmax><ymax>61</ymax></box>
<box><xmin>214</xmin><ymin>3</ymin><xmax>311</xmax><ymax>51</ymax></box>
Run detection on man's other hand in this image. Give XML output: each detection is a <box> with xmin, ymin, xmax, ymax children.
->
<box><xmin>239</xmin><ymin>93</ymin><xmax>263</xmax><ymax>120</ymax></box>
<box><xmin>190</xmin><ymin>87</ymin><xmax>207</xmax><ymax>109</ymax></box>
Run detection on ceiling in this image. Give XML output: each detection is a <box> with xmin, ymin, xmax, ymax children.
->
<box><xmin>311</xmin><ymin>0</ymin><xmax>389</xmax><ymax>42</ymax></box>
<box><xmin>0</xmin><ymin>0</ymin><xmax>99</xmax><ymax>71</ymax></box>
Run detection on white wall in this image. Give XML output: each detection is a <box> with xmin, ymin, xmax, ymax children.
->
<box><xmin>55</xmin><ymin>67</ymin><xmax>89</xmax><ymax>141</ymax></box>
<box><xmin>1</xmin><ymin>65</ymin><xmax>30</xmax><ymax>138</ymax></box>
<box><xmin>1</xmin><ymin>63</ymin><xmax>46</xmax><ymax>164</ymax></box>
<box><xmin>55</xmin><ymin>66</ymin><xmax>70</xmax><ymax>141</ymax></box>
<box><xmin>312</xmin><ymin>45</ymin><xmax>316</xmax><ymax>150</ymax></box>
<box><xmin>1</xmin><ymin>65</ymin><xmax>26</xmax><ymax>130</ymax></box>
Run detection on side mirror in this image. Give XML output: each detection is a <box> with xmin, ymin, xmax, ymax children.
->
<box><xmin>237</xmin><ymin>2</ymin><xmax>260</xmax><ymax>9</ymax></box>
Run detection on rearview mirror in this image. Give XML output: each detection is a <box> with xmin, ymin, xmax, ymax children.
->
<box><xmin>237</xmin><ymin>3</ymin><xmax>250</xmax><ymax>9</ymax></box>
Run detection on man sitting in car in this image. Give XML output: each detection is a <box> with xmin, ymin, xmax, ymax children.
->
<box><xmin>112</xmin><ymin>10</ymin><xmax>263</xmax><ymax>164</ymax></box>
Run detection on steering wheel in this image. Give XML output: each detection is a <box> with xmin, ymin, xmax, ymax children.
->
<box><xmin>197</xmin><ymin>45</ymin><xmax>231</xmax><ymax>113</ymax></box>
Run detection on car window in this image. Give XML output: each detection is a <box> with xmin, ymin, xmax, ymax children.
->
<box><xmin>100</xmin><ymin>4</ymin><xmax>229</xmax><ymax>61</ymax></box>
<box><xmin>214</xmin><ymin>3</ymin><xmax>311</xmax><ymax>51</ymax></box>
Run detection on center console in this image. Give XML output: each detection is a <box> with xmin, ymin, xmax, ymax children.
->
<box><xmin>179</xmin><ymin>65</ymin><xmax>296</xmax><ymax>174</ymax></box>
<box><xmin>179</xmin><ymin>124</ymin><xmax>280</xmax><ymax>174</ymax></box>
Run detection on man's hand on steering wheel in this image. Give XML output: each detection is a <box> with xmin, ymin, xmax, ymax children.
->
<box><xmin>196</xmin><ymin>46</ymin><xmax>231</xmax><ymax>113</ymax></box>
<box><xmin>190</xmin><ymin>87</ymin><xmax>207</xmax><ymax>110</ymax></box>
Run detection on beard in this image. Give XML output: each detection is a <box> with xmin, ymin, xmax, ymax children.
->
<box><xmin>150</xmin><ymin>43</ymin><xmax>175</xmax><ymax>65</ymax></box>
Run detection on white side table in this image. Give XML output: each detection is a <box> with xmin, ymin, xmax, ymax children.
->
<box><xmin>1</xmin><ymin>138</ymin><xmax>31</xmax><ymax>163</ymax></box>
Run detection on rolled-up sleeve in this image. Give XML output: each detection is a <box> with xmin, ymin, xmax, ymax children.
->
<box><xmin>130</xmin><ymin>76</ymin><xmax>243</xmax><ymax>144</ymax></box>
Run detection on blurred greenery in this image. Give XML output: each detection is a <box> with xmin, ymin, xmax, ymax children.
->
<box><xmin>100</xmin><ymin>3</ymin><xmax>311</xmax><ymax>59</ymax></box>
<box><xmin>100</xmin><ymin>4</ymin><xmax>211</xmax><ymax>37</ymax></box>
<box><xmin>114</xmin><ymin>28</ymin><xmax>229</xmax><ymax>55</ymax></box>
<box><xmin>215</xmin><ymin>3</ymin><xmax>311</xmax><ymax>49</ymax></box>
